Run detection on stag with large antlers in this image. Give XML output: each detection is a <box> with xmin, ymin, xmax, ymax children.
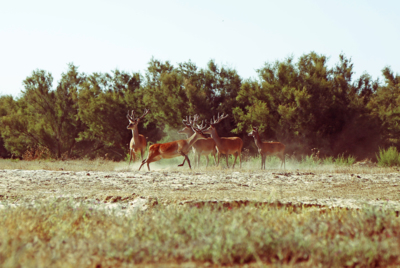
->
<box><xmin>126</xmin><ymin>108</ymin><xmax>150</xmax><ymax>165</ymax></box>
<box><xmin>248</xmin><ymin>126</ymin><xmax>285</xmax><ymax>169</ymax></box>
<box><xmin>138</xmin><ymin>115</ymin><xmax>208</xmax><ymax>171</ymax></box>
<box><xmin>203</xmin><ymin>113</ymin><xmax>243</xmax><ymax>168</ymax></box>
<box><xmin>178</xmin><ymin>115</ymin><xmax>217</xmax><ymax>168</ymax></box>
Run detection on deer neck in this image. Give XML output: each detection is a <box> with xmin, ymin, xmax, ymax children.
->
<box><xmin>209</xmin><ymin>128</ymin><xmax>224</xmax><ymax>148</ymax></box>
<box><xmin>186</xmin><ymin>132</ymin><xmax>203</xmax><ymax>148</ymax></box>
<box><xmin>253</xmin><ymin>132</ymin><xmax>263</xmax><ymax>149</ymax></box>
<box><xmin>131</xmin><ymin>125</ymin><xmax>140</xmax><ymax>142</ymax></box>
<box><xmin>184</xmin><ymin>129</ymin><xmax>195</xmax><ymax>139</ymax></box>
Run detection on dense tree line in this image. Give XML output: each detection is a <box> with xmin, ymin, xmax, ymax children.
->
<box><xmin>0</xmin><ymin>52</ymin><xmax>399</xmax><ymax>161</ymax></box>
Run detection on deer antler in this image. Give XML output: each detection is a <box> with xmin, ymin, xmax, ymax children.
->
<box><xmin>182</xmin><ymin>114</ymin><xmax>208</xmax><ymax>132</ymax></box>
<box><xmin>196</xmin><ymin>120</ymin><xmax>208</xmax><ymax>132</ymax></box>
<box><xmin>138</xmin><ymin>108</ymin><xmax>150</xmax><ymax>120</ymax></box>
<box><xmin>127</xmin><ymin>109</ymin><xmax>149</xmax><ymax>122</ymax></box>
<box><xmin>209</xmin><ymin>113</ymin><xmax>229</xmax><ymax>125</ymax></box>
<box><xmin>127</xmin><ymin>110</ymin><xmax>135</xmax><ymax>121</ymax></box>
<box><xmin>182</xmin><ymin>114</ymin><xmax>198</xmax><ymax>127</ymax></box>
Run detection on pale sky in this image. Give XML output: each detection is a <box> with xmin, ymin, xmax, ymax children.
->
<box><xmin>1</xmin><ymin>0</ymin><xmax>399</xmax><ymax>97</ymax></box>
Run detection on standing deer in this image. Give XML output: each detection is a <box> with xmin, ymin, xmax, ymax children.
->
<box><xmin>248</xmin><ymin>126</ymin><xmax>285</xmax><ymax>169</ymax></box>
<box><xmin>138</xmin><ymin>115</ymin><xmax>208</xmax><ymax>171</ymax></box>
<box><xmin>126</xmin><ymin>108</ymin><xmax>149</xmax><ymax>165</ymax></box>
<box><xmin>203</xmin><ymin>113</ymin><xmax>243</xmax><ymax>168</ymax></box>
<box><xmin>178</xmin><ymin>115</ymin><xmax>217</xmax><ymax>168</ymax></box>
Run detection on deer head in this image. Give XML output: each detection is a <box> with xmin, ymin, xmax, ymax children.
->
<box><xmin>203</xmin><ymin>113</ymin><xmax>229</xmax><ymax>135</ymax></box>
<box><xmin>127</xmin><ymin>108</ymin><xmax>150</xmax><ymax>129</ymax></box>
<box><xmin>248</xmin><ymin>126</ymin><xmax>259</xmax><ymax>137</ymax></box>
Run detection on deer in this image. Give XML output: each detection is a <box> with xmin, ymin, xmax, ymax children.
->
<box><xmin>126</xmin><ymin>108</ymin><xmax>149</xmax><ymax>165</ymax></box>
<box><xmin>311</xmin><ymin>148</ymin><xmax>320</xmax><ymax>161</ymax></box>
<box><xmin>177</xmin><ymin>115</ymin><xmax>217</xmax><ymax>168</ymax></box>
<box><xmin>203</xmin><ymin>113</ymin><xmax>243</xmax><ymax>168</ymax></box>
<box><xmin>248</xmin><ymin>126</ymin><xmax>285</xmax><ymax>170</ymax></box>
<box><xmin>138</xmin><ymin>115</ymin><xmax>208</xmax><ymax>171</ymax></box>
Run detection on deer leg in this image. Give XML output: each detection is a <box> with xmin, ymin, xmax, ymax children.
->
<box><xmin>147</xmin><ymin>162</ymin><xmax>151</xmax><ymax>171</ymax></box>
<box><xmin>213</xmin><ymin>152</ymin><xmax>217</xmax><ymax>166</ymax></box>
<box><xmin>280</xmin><ymin>153</ymin><xmax>286</xmax><ymax>169</ymax></box>
<box><xmin>225</xmin><ymin>154</ymin><xmax>230</xmax><ymax>168</ymax></box>
<box><xmin>138</xmin><ymin>159</ymin><xmax>146</xmax><ymax>171</ymax></box>
<box><xmin>178</xmin><ymin>152</ymin><xmax>191</xmax><ymax>169</ymax></box>
<box><xmin>140</xmin><ymin>148</ymin><xmax>145</xmax><ymax>161</ymax></box>
<box><xmin>197</xmin><ymin>153</ymin><xmax>200</xmax><ymax>168</ymax></box>
<box><xmin>178</xmin><ymin>158</ymin><xmax>186</xmax><ymax>166</ymax></box>
<box><xmin>129</xmin><ymin>149</ymin><xmax>133</xmax><ymax>165</ymax></box>
<box><xmin>205</xmin><ymin>155</ymin><xmax>209</xmax><ymax>168</ymax></box>
<box><xmin>140</xmin><ymin>153</ymin><xmax>161</xmax><ymax>171</ymax></box>
<box><xmin>261</xmin><ymin>154</ymin><xmax>267</xmax><ymax>170</ymax></box>
<box><xmin>264</xmin><ymin>155</ymin><xmax>267</xmax><ymax>170</ymax></box>
<box><xmin>132</xmin><ymin>150</ymin><xmax>136</xmax><ymax>163</ymax></box>
<box><xmin>186</xmin><ymin>154</ymin><xmax>192</xmax><ymax>169</ymax></box>
<box><xmin>232</xmin><ymin>153</ymin><xmax>238</xmax><ymax>169</ymax></box>
<box><xmin>261</xmin><ymin>154</ymin><xmax>265</xmax><ymax>170</ymax></box>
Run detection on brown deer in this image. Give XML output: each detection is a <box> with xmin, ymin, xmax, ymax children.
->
<box><xmin>248</xmin><ymin>126</ymin><xmax>285</xmax><ymax>169</ymax></box>
<box><xmin>178</xmin><ymin>115</ymin><xmax>217</xmax><ymax>168</ymax></box>
<box><xmin>138</xmin><ymin>115</ymin><xmax>208</xmax><ymax>171</ymax></box>
<box><xmin>203</xmin><ymin>113</ymin><xmax>243</xmax><ymax>168</ymax></box>
<box><xmin>311</xmin><ymin>148</ymin><xmax>320</xmax><ymax>161</ymax></box>
<box><xmin>126</xmin><ymin>109</ymin><xmax>149</xmax><ymax>165</ymax></box>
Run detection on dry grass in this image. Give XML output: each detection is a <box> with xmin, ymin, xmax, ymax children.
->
<box><xmin>0</xmin><ymin>156</ymin><xmax>396</xmax><ymax>174</ymax></box>
<box><xmin>0</xmin><ymin>157</ymin><xmax>399</xmax><ymax>267</ymax></box>
<box><xmin>0</xmin><ymin>199</ymin><xmax>399</xmax><ymax>267</ymax></box>
<box><xmin>0</xmin><ymin>158</ymin><xmax>125</xmax><ymax>172</ymax></box>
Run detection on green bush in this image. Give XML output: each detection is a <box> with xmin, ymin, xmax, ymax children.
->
<box><xmin>376</xmin><ymin>147</ymin><xmax>400</xmax><ymax>167</ymax></box>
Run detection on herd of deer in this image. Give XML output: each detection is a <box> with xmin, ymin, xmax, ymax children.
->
<box><xmin>126</xmin><ymin>109</ymin><xmax>286</xmax><ymax>171</ymax></box>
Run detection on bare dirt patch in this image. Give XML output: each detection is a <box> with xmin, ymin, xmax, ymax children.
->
<box><xmin>1</xmin><ymin>166</ymin><xmax>400</xmax><ymax>211</ymax></box>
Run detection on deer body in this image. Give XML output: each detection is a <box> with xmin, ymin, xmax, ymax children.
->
<box><xmin>127</xmin><ymin>109</ymin><xmax>149</xmax><ymax>165</ymax></box>
<box><xmin>178</xmin><ymin>126</ymin><xmax>217</xmax><ymax>167</ymax></box>
<box><xmin>128</xmin><ymin>126</ymin><xmax>147</xmax><ymax>163</ymax></box>
<box><xmin>139</xmin><ymin>116</ymin><xmax>207</xmax><ymax>171</ymax></box>
<box><xmin>203</xmin><ymin>114</ymin><xmax>243</xmax><ymax>168</ymax></box>
<box><xmin>249</xmin><ymin>127</ymin><xmax>285</xmax><ymax>169</ymax></box>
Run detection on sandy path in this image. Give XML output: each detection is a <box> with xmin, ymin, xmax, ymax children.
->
<box><xmin>0</xmin><ymin>168</ymin><xmax>399</xmax><ymax>211</ymax></box>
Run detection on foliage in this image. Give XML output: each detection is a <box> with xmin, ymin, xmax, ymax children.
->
<box><xmin>0</xmin><ymin>65</ymin><xmax>84</xmax><ymax>159</ymax></box>
<box><xmin>0</xmin><ymin>53</ymin><xmax>399</xmax><ymax>160</ymax></box>
<box><xmin>376</xmin><ymin>146</ymin><xmax>400</xmax><ymax>167</ymax></box>
<box><xmin>234</xmin><ymin>53</ymin><xmax>382</xmax><ymax>158</ymax></box>
<box><xmin>334</xmin><ymin>154</ymin><xmax>356</xmax><ymax>166</ymax></box>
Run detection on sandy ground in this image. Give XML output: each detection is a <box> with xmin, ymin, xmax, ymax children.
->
<box><xmin>1</xmin><ymin>164</ymin><xmax>400</xmax><ymax>212</ymax></box>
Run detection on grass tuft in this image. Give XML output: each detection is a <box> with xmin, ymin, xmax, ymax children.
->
<box><xmin>377</xmin><ymin>146</ymin><xmax>400</xmax><ymax>167</ymax></box>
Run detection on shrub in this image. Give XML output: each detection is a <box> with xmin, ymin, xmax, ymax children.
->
<box><xmin>376</xmin><ymin>147</ymin><xmax>400</xmax><ymax>167</ymax></box>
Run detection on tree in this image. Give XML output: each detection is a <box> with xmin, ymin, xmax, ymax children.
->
<box><xmin>0</xmin><ymin>96</ymin><xmax>14</xmax><ymax>158</ymax></box>
<box><xmin>367</xmin><ymin>67</ymin><xmax>400</xmax><ymax>148</ymax></box>
<box><xmin>77</xmin><ymin>69</ymin><xmax>156</xmax><ymax>160</ymax></box>
<box><xmin>1</xmin><ymin>64</ymin><xmax>85</xmax><ymax>159</ymax></box>
<box><xmin>233</xmin><ymin>52</ymin><xmax>381</xmax><ymax>159</ymax></box>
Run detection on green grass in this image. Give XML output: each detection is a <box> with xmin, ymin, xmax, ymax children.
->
<box><xmin>0</xmin><ymin>199</ymin><xmax>399</xmax><ymax>267</ymax></box>
<box><xmin>377</xmin><ymin>146</ymin><xmax>400</xmax><ymax>167</ymax></box>
<box><xmin>334</xmin><ymin>154</ymin><xmax>356</xmax><ymax>166</ymax></box>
